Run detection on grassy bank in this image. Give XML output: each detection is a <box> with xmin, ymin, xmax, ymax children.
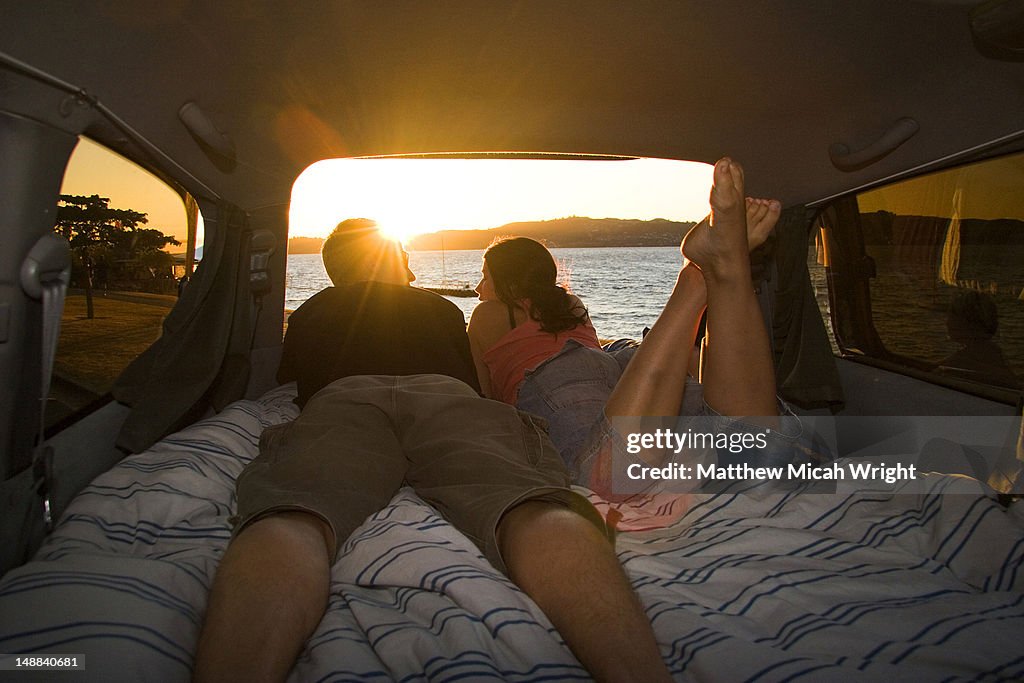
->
<box><xmin>56</xmin><ymin>294</ymin><xmax>169</xmax><ymax>394</ymax></box>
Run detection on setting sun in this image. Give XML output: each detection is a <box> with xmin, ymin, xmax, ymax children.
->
<box><xmin>289</xmin><ymin>157</ymin><xmax>714</xmax><ymax>244</ymax></box>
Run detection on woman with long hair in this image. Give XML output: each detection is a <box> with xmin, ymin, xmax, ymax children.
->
<box><xmin>468</xmin><ymin>158</ymin><xmax>802</xmax><ymax>525</ymax></box>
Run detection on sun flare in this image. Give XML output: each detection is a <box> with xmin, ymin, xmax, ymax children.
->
<box><xmin>375</xmin><ymin>220</ymin><xmax>421</xmax><ymax>243</ymax></box>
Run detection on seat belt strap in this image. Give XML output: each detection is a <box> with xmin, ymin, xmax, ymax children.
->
<box><xmin>247</xmin><ymin>229</ymin><xmax>276</xmax><ymax>349</ymax></box>
<box><xmin>21</xmin><ymin>233</ymin><xmax>71</xmax><ymax>531</ymax></box>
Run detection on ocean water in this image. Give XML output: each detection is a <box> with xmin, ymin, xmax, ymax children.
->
<box><xmin>286</xmin><ymin>247</ymin><xmax>684</xmax><ymax>340</ymax></box>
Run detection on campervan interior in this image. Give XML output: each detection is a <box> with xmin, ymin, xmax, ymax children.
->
<box><xmin>2</xmin><ymin>2</ymin><xmax>1023</xmax><ymax>680</ymax></box>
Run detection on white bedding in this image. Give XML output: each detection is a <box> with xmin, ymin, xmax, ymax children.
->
<box><xmin>1</xmin><ymin>384</ymin><xmax>1022</xmax><ymax>682</ymax></box>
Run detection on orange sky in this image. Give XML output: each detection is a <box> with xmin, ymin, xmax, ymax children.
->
<box><xmin>60</xmin><ymin>137</ymin><xmax>197</xmax><ymax>248</ymax></box>
<box><xmin>858</xmin><ymin>153</ymin><xmax>1024</xmax><ymax>220</ymax></box>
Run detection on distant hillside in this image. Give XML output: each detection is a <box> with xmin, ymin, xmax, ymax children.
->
<box><xmin>288</xmin><ymin>236</ymin><xmax>325</xmax><ymax>254</ymax></box>
<box><xmin>406</xmin><ymin>217</ymin><xmax>695</xmax><ymax>251</ymax></box>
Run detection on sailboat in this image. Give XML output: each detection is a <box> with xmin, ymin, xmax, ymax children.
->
<box><xmin>421</xmin><ymin>233</ymin><xmax>477</xmax><ymax>297</ymax></box>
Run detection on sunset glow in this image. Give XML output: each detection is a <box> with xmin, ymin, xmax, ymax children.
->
<box><xmin>289</xmin><ymin>157</ymin><xmax>714</xmax><ymax>244</ymax></box>
<box><xmin>61</xmin><ymin>138</ymin><xmax>715</xmax><ymax>249</ymax></box>
<box><xmin>61</xmin><ymin>138</ymin><xmax>202</xmax><ymax>248</ymax></box>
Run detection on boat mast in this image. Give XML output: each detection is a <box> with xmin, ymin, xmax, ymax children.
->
<box><xmin>440</xmin><ymin>233</ymin><xmax>447</xmax><ymax>286</ymax></box>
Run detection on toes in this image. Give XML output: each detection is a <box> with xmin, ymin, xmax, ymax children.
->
<box><xmin>747</xmin><ymin>199</ymin><xmax>782</xmax><ymax>250</ymax></box>
<box><xmin>747</xmin><ymin>197</ymin><xmax>769</xmax><ymax>226</ymax></box>
<box><xmin>728</xmin><ymin>159</ymin><xmax>745</xmax><ymax>194</ymax></box>
<box><xmin>711</xmin><ymin>158</ymin><xmax>732</xmax><ymax>194</ymax></box>
<box><xmin>710</xmin><ymin>157</ymin><xmax>744</xmax><ymax>211</ymax></box>
<box><xmin>747</xmin><ymin>198</ymin><xmax>781</xmax><ymax>229</ymax></box>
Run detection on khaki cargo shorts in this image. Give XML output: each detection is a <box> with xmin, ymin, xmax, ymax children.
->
<box><xmin>234</xmin><ymin>374</ymin><xmax>606</xmax><ymax>573</ymax></box>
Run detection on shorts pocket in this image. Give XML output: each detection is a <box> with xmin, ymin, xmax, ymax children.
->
<box><xmin>523</xmin><ymin>349</ymin><xmax>619</xmax><ymax>412</ymax></box>
<box><xmin>516</xmin><ymin>410</ymin><xmax>553</xmax><ymax>469</ymax></box>
<box><xmin>256</xmin><ymin>422</ymin><xmax>293</xmax><ymax>465</ymax></box>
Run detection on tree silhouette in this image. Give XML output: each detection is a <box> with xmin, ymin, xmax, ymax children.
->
<box><xmin>54</xmin><ymin>194</ymin><xmax>180</xmax><ymax>318</ymax></box>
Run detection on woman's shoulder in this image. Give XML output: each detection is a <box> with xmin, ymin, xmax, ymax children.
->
<box><xmin>468</xmin><ymin>300</ymin><xmax>515</xmax><ymax>335</ymax></box>
<box><xmin>469</xmin><ymin>299</ymin><xmax>509</xmax><ymax>324</ymax></box>
<box><xmin>468</xmin><ymin>300</ymin><xmax>518</xmax><ymax>354</ymax></box>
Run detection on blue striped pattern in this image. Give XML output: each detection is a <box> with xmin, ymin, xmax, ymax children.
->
<box><xmin>1</xmin><ymin>383</ymin><xmax>1022</xmax><ymax>682</ymax></box>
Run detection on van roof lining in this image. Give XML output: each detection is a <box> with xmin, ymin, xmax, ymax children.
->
<box><xmin>4</xmin><ymin>2</ymin><xmax>1024</xmax><ymax>211</ymax></box>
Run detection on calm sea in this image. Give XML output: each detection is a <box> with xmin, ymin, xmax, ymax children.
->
<box><xmin>286</xmin><ymin>247</ymin><xmax>685</xmax><ymax>340</ymax></box>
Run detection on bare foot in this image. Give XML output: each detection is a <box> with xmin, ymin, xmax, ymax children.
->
<box><xmin>686</xmin><ymin>197</ymin><xmax>780</xmax><ymax>263</ymax></box>
<box><xmin>681</xmin><ymin>159</ymin><xmax>779</xmax><ymax>281</ymax></box>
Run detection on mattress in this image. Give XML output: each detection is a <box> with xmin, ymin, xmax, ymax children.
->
<box><xmin>1</xmin><ymin>384</ymin><xmax>1022</xmax><ymax>682</ymax></box>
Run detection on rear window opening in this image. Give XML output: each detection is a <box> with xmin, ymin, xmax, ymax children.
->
<box><xmin>287</xmin><ymin>156</ymin><xmax>713</xmax><ymax>340</ymax></box>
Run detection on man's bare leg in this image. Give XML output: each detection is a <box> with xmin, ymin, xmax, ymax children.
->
<box><xmin>682</xmin><ymin>158</ymin><xmax>780</xmax><ymax>419</ymax></box>
<box><xmin>193</xmin><ymin>512</ymin><xmax>334</xmax><ymax>683</ymax></box>
<box><xmin>498</xmin><ymin>501</ymin><xmax>673</xmax><ymax>683</ymax></box>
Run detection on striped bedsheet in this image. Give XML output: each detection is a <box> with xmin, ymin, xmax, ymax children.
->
<box><xmin>1</xmin><ymin>384</ymin><xmax>1022</xmax><ymax>682</ymax></box>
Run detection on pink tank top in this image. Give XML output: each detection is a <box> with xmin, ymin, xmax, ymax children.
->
<box><xmin>482</xmin><ymin>312</ymin><xmax>601</xmax><ymax>404</ymax></box>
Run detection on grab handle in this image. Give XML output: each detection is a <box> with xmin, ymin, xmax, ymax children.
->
<box><xmin>829</xmin><ymin>117</ymin><xmax>920</xmax><ymax>172</ymax></box>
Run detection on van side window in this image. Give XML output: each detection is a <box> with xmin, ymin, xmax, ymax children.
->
<box><xmin>815</xmin><ymin>151</ymin><xmax>1024</xmax><ymax>401</ymax></box>
<box><xmin>49</xmin><ymin>138</ymin><xmax>203</xmax><ymax>427</ymax></box>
